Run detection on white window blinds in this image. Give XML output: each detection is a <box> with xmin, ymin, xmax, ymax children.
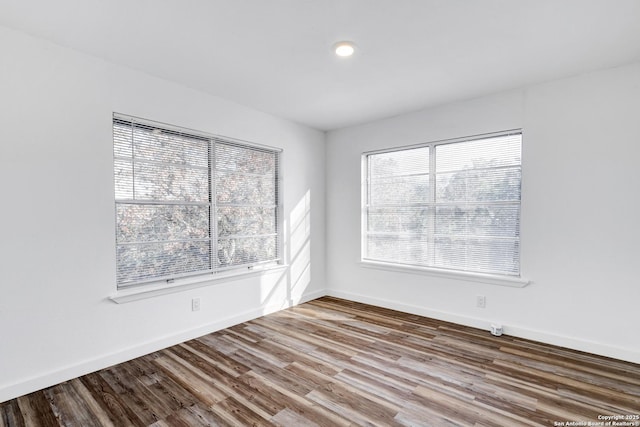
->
<box><xmin>364</xmin><ymin>131</ymin><xmax>522</xmax><ymax>277</ymax></box>
<box><xmin>114</xmin><ymin>115</ymin><xmax>280</xmax><ymax>287</ymax></box>
<box><xmin>215</xmin><ymin>142</ymin><xmax>279</xmax><ymax>269</ymax></box>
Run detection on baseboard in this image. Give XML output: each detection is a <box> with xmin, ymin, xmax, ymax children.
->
<box><xmin>326</xmin><ymin>289</ymin><xmax>640</xmax><ymax>364</ymax></box>
<box><xmin>0</xmin><ymin>289</ymin><xmax>326</xmax><ymax>403</ymax></box>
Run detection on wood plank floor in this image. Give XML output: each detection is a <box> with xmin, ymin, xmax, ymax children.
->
<box><xmin>2</xmin><ymin>296</ymin><xmax>639</xmax><ymax>426</ymax></box>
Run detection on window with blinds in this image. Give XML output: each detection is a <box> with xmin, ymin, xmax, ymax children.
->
<box><xmin>363</xmin><ymin>131</ymin><xmax>522</xmax><ymax>277</ymax></box>
<box><xmin>113</xmin><ymin>114</ymin><xmax>281</xmax><ymax>288</ymax></box>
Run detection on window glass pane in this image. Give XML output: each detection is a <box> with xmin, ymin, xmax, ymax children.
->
<box><xmin>369</xmin><ymin>175</ymin><xmax>429</xmax><ymax>205</ymax></box>
<box><xmin>217</xmin><ymin>207</ymin><xmax>276</xmax><ymax>237</ymax></box>
<box><xmin>365</xmin><ymin>235</ymin><xmax>430</xmax><ymax>265</ymax></box>
<box><xmin>433</xmin><ymin>237</ymin><xmax>520</xmax><ymax>275</ymax></box>
<box><xmin>436</xmin><ymin>134</ymin><xmax>521</xmax><ymax>173</ymax></box>
<box><xmin>217</xmin><ymin>236</ymin><xmax>277</xmax><ymax>268</ymax></box>
<box><xmin>116</xmin><ymin>204</ymin><xmax>210</xmax><ymax>243</ymax></box>
<box><xmin>214</xmin><ymin>141</ymin><xmax>280</xmax><ymax>268</ymax></box>
<box><xmin>215</xmin><ymin>172</ymin><xmax>276</xmax><ymax>205</ymax></box>
<box><xmin>116</xmin><ymin>241</ymin><xmax>212</xmax><ymax>285</ymax></box>
<box><xmin>113</xmin><ymin>122</ymin><xmax>132</xmax><ymax>158</ymax></box>
<box><xmin>435</xmin><ymin>205</ymin><xmax>520</xmax><ymax>238</ymax></box>
<box><xmin>216</xmin><ymin>143</ymin><xmax>276</xmax><ymax>175</ymax></box>
<box><xmin>134</xmin><ymin>162</ymin><xmax>209</xmax><ymax>202</ymax></box>
<box><xmin>367</xmin><ymin>207</ymin><xmax>430</xmax><ymax>233</ymax></box>
<box><xmin>114</xmin><ymin>117</ymin><xmax>212</xmax><ymax>287</ymax></box>
<box><xmin>114</xmin><ymin>159</ymin><xmax>133</xmax><ymax>200</ymax></box>
<box><xmin>369</xmin><ymin>147</ymin><xmax>429</xmax><ymax>177</ymax></box>
<box><xmin>436</xmin><ymin>167</ymin><xmax>521</xmax><ymax>202</ymax></box>
<box><xmin>133</xmin><ymin>127</ymin><xmax>209</xmax><ymax>168</ymax></box>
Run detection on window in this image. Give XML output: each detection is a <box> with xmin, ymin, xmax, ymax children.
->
<box><xmin>114</xmin><ymin>114</ymin><xmax>281</xmax><ymax>288</ymax></box>
<box><xmin>363</xmin><ymin>131</ymin><xmax>522</xmax><ymax>277</ymax></box>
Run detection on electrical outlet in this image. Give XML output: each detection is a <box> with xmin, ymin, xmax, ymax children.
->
<box><xmin>192</xmin><ymin>297</ymin><xmax>201</xmax><ymax>312</ymax></box>
<box><xmin>476</xmin><ymin>295</ymin><xmax>486</xmax><ymax>308</ymax></box>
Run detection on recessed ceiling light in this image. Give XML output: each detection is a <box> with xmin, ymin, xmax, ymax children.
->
<box><xmin>334</xmin><ymin>41</ymin><xmax>355</xmax><ymax>57</ymax></box>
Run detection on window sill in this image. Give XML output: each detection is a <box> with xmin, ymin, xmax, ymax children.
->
<box><xmin>360</xmin><ymin>260</ymin><xmax>530</xmax><ymax>288</ymax></box>
<box><xmin>109</xmin><ymin>264</ymin><xmax>288</xmax><ymax>304</ymax></box>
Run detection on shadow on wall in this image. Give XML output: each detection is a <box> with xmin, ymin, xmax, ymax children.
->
<box><xmin>260</xmin><ymin>190</ymin><xmax>311</xmax><ymax>308</ymax></box>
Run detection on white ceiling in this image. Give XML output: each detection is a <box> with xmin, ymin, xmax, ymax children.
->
<box><xmin>1</xmin><ymin>0</ymin><xmax>640</xmax><ymax>131</ymax></box>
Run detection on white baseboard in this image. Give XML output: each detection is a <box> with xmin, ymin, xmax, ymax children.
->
<box><xmin>326</xmin><ymin>289</ymin><xmax>640</xmax><ymax>364</ymax></box>
<box><xmin>0</xmin><ymin>289</ymin><xmax>326</xmax><ymax>403</ymax></box>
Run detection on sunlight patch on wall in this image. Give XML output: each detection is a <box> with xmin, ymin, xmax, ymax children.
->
<box><xmin>289</xmin><ymin>190</ymin><xmax>311</xmax><ymax>304</ymax></box>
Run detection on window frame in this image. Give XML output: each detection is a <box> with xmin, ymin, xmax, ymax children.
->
<box><xmin>361</xmin><ymin>130</ymin><xmax>529</xmax><ymax>287</ymax></box>
<box><xmin>113</xmin><ymin>113</ymin><xmax>283</xmax><ymax>291</ymax></box>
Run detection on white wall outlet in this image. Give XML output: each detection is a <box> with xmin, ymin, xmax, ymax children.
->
<box><xmin>476</xmin><ymin>295</ymin><xmax>486</xmax><ymax>308</ymax></box>
<box><xmin>191</xmin><ymin>297</ymin><xmax>201</xmax><ymax>312</ymax></box>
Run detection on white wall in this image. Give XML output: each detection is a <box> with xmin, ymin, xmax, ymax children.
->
<box><xmin>0</xmin><ymin>26</ymin><xmax>326</xmax><ymax>402</ymax></box>
<box><xmin>326</xmin><ymin>63</ymin><xmax>640</xmax><ymax>363</ymax></box>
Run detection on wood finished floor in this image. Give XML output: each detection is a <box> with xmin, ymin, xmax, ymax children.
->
<box><xmin>2</xmin><ymin>297</ymin><xmax>639</xmax><ymax>426</ymax></box>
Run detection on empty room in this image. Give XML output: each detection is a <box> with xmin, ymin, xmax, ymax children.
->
<box><xmin>1</xmin><ymin>0</ymin><xmax>639</xmax><ymax>425</ymax></box>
